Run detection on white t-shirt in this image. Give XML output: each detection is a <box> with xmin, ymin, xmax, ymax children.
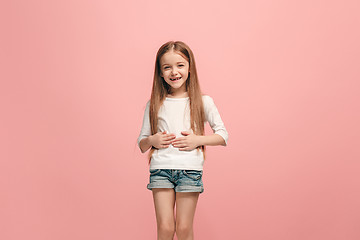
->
<box><xmin>137</xmin><ymin>95</ymin><xmax>228</xmax><ymax>170</ymax></box>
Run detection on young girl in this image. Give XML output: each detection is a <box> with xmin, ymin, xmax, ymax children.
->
<box><xmin>137</xmin><ymin>41</ymin><xmax>228</xmax><ymax>240</ymax></box>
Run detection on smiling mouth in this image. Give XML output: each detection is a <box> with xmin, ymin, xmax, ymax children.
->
<box><xmin>170</xmin><ymin>77</ymin><xmax>181</xmax><ymax>81</ymax></box>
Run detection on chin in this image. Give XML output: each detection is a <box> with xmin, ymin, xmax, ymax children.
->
<box><xmin>172</xmin><ymin>83</ymin><xmax>185</xmax><ymax>88</ymax></box>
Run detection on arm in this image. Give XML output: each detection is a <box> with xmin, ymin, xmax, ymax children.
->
<box><xmin>137</xmin><ymin>101</ymin><xmax>152</xmax><ymax>153</ymax></box>
<box><xmin>203</xmin><ymin>95</ymin><xmax>229</xmax><ymax>146</ymax></box>
<box><xmin>198</xmin><ymin>133</ymin><xmax>226</xmax><ymax>147</ymax></box>
<box><xmin>139</xmin><ymin>131</ymin><xmax>176</xmax><ymax>153</ymax></box>
<box><xmin>172</xmin><ymin>96</ymin><xmax>229</xmax><ymax>151</ymax></box>
<box><xmin>137</xmin><ymin>100</ymin><xmax>177</xmax><ymax>153</ymax></box>
<box><xmin>171</xmin><ymin>131</ymin><xmax>226</xmax><ymax>151</ymax></box>
<box><xmin>139</xmin><ymin>136</ymin><xmax>153</xmax><ymax>153</ymax></box>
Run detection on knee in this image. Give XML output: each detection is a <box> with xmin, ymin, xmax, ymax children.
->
<box><xmin>158</xmin><ymin>222</ymin><xmax>175</xmax><ymax>237</ymax></box>
<box><xmin>175</xmin><ymin>223</ymin><xmax>192</xmax><ymax>237</ymax></box>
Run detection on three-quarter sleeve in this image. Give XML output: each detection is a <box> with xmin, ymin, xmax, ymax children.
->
<box><xmin>137</xmin><ymin>100</ymin><xmax>151</xmax><ymax>149</ymax></box>
<box><xmin>203</xmin><ymin>95</ymin><xmax>229</xmax><ymax>146</ymax></box>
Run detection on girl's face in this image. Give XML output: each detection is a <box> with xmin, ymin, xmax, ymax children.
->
<box><xmin>159</xmin><ymin>50</ymin><xmax>190</xmax><ymax>93</ymax></box>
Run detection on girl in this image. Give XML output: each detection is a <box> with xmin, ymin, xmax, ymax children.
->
<box><xmin>137</xmin><ymin>41</ymin><xmax>228</xmax><ymax>240</ymax></box>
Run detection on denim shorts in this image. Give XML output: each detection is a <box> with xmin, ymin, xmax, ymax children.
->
<box><xmin>147</xmin><ymin>169</ymin><xmax>204</xmax><ymax>194</ymax></box>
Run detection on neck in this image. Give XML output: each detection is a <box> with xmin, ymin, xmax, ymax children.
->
<box><xmin>168</xmin><ymin>90</ymin><xmax>188</xmax><ymax>98</ymax></box>
<box><xmin>168</xmin><ymin>85</ymin><xmax>188</xmax><ymax>98</ymax></box>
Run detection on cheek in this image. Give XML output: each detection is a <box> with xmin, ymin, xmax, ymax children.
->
<box><xmin>162</xmin><ymin>71</ymin><xmax>170</xmax><ymax>78</ymax></box>
<box><xmin>182</xmin><ymin>71</ymin><xmax>189</xmax><ymax>78</ymax></box>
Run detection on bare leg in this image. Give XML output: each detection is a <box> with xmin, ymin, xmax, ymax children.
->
<box><xmin>152</xmin><ymin>188</ymin><xmax>176</xmax><ymax>240</ymax></box>
<box><xmin>175</xmin><ymin>192</ymin><xmax>200</xmax><ymax>240</ymax></box>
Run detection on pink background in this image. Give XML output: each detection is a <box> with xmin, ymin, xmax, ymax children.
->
<box><xmin>1</xmin><ymin>0</ymin><xmax>359</xmax><ymax>239</ymax></box>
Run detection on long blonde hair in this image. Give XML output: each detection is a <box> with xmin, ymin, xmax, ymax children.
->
<box><xmin>148</xmin><ymin>41</ymin><xmax>206</xmax><ymax>164</ymax></box>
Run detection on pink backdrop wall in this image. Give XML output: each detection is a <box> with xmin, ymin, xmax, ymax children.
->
<box><xmin>1</xmin><ymin>0</ymin><xmax>359</xmax><ymax>239</ymax></box>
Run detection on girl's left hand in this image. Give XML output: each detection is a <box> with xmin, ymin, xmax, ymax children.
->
<box><xmin>171</xmin><ymin>131</ymin><xmax>201</xmax><ymax>151</ymax></box>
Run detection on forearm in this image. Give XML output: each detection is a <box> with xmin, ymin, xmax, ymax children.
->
<box><xmin>139</xmin><ymin>136</ymin><xmax>153</xmax><ymax>153</ymax></box>
<box><xmin>198</xmin><ymin>133</ymin><xmax>226</xmax><ymax>146</ymax></box>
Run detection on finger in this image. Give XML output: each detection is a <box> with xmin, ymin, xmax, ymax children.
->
<box><xmin>181</xmin><ymin>131</ymin><xmax>190</xmax><ymax>135</ymax></box>
<box><xmin>173</xmin><ymin>143</ymin><xmax>187</xmax><ymax>148</ymax></box>
<box><xmin>173</xmin><ymin>137</ymin><xmax>185</xmax><ymax>142</ymax></box>
<box><xmin>171</xmin><ymin>141</ymin><xmax>180</xmax><ymax>146</ymax></box>
<box><xmin>162</xmin><ymin>140</ymin><xmax>173</xmax><ymax>145</ymax></box>
<box><xmin>164</xmin><ymin>135</ymin><xmax>176</xmax><ymax>140</ymax></box>
<box><xmin>160</xmin><ymin>144</ymin><xmax>169</xmax><ymax>148</ymax></box>
<box><xmin>174</xmin><ymin>140</ymin><xmax>185</xmax><ymax>144</ymax></box>
<box><xmin>170</xmin><ymin>139</ymin><xmax>179</xmax><ymax>144</ymax></box>
<box><xmin>166</xmin><ymin>135</ymin><xmax>176</xmax><ymax>140</ymax></box>
<box><xmin>179</xmin><ymin>147</ymin><xmax>190</xmax><ymax>151</ymax></box>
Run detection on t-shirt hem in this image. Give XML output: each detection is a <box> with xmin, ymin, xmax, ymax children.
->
<box><xmin>149</xmin><ymin>165</ymin><xmax>203</xmax><ymax>171</ymax></box>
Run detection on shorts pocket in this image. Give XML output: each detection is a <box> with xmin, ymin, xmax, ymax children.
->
<box><xmin>149</xmin><ymin>169</ymin><xmax>161</xmax><ymax>175</ymax></box>
<box><xmin>182</xmin><ymin>170</ymin><xmax>202</xmax><ymax>180</ymax></box>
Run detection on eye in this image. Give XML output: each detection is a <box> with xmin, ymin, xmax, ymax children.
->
<box><xmin>164</xmin><ymin>66</ymin><xmax>169</xmax><ymax>69</ymax></box>
<box><xmin>178</xmin><ymin>65</ymin><xmax>184</xmax><ymax>67</ymax></box>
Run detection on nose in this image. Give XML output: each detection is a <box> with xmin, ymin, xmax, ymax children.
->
<box><xmin>171</xmin><ymin>68</ymin><xmax>178</xmax><ymax>75</ymax></box>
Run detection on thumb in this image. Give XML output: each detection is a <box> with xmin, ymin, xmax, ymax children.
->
<box><xmin>162</xmin><ymin>130</ymin><xmax>167</xmax><ymax>134</ymax></box>
<box><xmin>181</xmin><ymin>131</ymin><xmax>190</xmax><ymax>136</ymax></box>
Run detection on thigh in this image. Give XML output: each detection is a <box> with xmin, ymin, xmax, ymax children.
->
<box><xmin>175</xmin><ymin>192</ymin><xmax>200</xmax><ymax>225</ymax></box>
<box><xmin>152</xmin><ymin>188</ymin><xmax>176</xmax><ymax>226</ymax></box>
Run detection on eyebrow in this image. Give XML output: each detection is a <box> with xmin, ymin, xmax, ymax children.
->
<box><xmin>162</xmin><ymin>62</ymin><xmax>185</xmax><ymax>67</ymax></box>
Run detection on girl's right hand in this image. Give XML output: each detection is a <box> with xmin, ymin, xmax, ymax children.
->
<box><xmin>149</xmin><ymin>131</ymin><xmax>176</xmax><ymax>149</ymax></box>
